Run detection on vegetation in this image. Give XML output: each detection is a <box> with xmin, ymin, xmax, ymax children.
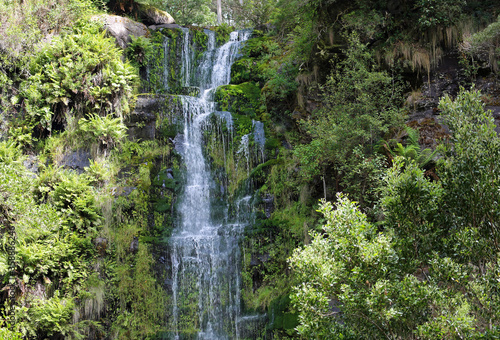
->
<box><xmin>0</xmin><ymin>0</ymin><xmax>174</xmax><ymax>338</ymax></box>
<box><xmin>1</xmin><ymin>0</ymin><xmax>500</xmax><ymax>337</ymax></box>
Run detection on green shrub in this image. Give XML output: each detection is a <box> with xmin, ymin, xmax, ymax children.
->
<box><xmin>50</xmin><ymin>172</ymin><xmax>101</xmax><ymax>234</ymax></box>
<box><xmin>126</xmin><ymin>35</ymin><xmax>154</xmax><ymax>69</ymax></box>
<box><xmin>78</xmin><ymin>114</ymin><xmax>128</xmax><ymax>153</ymax></box>
<box><xmin>20</xmin><ymin>24</ymin><xmax>137</xmax><ymax>136</ymax></box>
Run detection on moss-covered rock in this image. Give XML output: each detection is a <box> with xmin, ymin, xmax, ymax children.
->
<box><xmin>138</xmin><ymin>4</ymin><xmax>175</xmax><ymax>25</ymax></box>
<box><xmin>215</xmin><ymin>82</ymin><xmax>261</xmax><ymax>116</ymax></box>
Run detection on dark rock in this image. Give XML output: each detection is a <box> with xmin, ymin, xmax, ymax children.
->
<box><xmin>114</xmin><ymin>186</ymin><xmax>137</xmax><ymax>197</ymax></box>
<box><xmin>262</xmin><ymin>194</ymin><xmax>274</xmax><ymax>218</ymax></box>
<box><xmin>59</xmin><ymin>150</ymin><xmax>91</xmax><ymax>173</ymax></box>
<box><xmin>130</xmin><ymin>236</ymin><xmax>139</xmax><ymax>254</ymax></box>
<box><xmin>126</xmin><ymin>96</ymin><xmax>158</xmax><ymax>140</ymax></box>
<box><xmin>250</xmin><ymin>253</ymin><xmax>270</xmax><ymax>266</ymax></box>
<box><xmin>282</xmin><ymin>140</ymin><xmax>292</xmax><ymax>150</ymax></box>
<box><xmin>173</xmin><ymin>133</ymin><xmax>185</xmax><ymax>155</ymax></box>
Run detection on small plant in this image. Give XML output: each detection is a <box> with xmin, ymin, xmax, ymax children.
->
<box><xmin>78</xmin><ymin>114</ymin><xmax>128</xmax><ymax>154</ymax></box>
<box><xmin>126</xmin><ymin>35</ymin><xmax>154</xmax><ymax>69</ymax></box>
<box><xmin>377</xmin><ymin>126</ymin><xmax>437</xmax><ymax>169</ymax></box>
<box><xmin>214</xmin><ymin>23</ymin><xmax>233</xmax><ymax>46</ymax></box>
<box><xmin>50</xmin><ymin>171</ymin><xmax>101</xmax><ymax>235</ymax></box>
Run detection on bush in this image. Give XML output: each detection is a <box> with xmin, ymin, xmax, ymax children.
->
<box><xmin>20</xmin><ymin>24</ymin><xmax>137</xmax><ymax>137</ymax></box>
<box><xmin>50</xmin><ymin>172</ymin><xmax>101</xmax><ymax>234</ymax></box>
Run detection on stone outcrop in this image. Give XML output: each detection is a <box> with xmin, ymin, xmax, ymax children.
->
<box><xmin>126</xmin><ymin>96</ymin><xmax>157</xmax><ymax>140</ymax></box>
<box><xmin>127</xmin><ymin>95</ymin><xmax>183</xmax><ymax>141</ymax></box>
<box><xmin>58</xmin><ymin>150</ymin><xmax>91</xmax><ymax>173</ymax></box>
<box><xmin>92</xmin><ymin>14</ymin><xmax>149</xmax><ymax>49</ymax></box>
<box><xmin>138</xmin><ymin>4</ymin><xmax>175</xmax><ymax>25</ymax></box>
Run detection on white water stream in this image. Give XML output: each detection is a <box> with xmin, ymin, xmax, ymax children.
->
<box><xmin>168</xmin><ymin>30</ymin><xmax>255</xmax><ymax>340</ymax></box>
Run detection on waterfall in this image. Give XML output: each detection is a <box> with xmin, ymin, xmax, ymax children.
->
<box><xmin>167</xmin><ymin>29</ymin><xmax>257</xmax><ymax>339</ymax></box>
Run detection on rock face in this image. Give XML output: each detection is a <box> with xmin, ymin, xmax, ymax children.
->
<box><xmin>126</xmin><ymin>96</ymin><xmax>157</xmax><ymax>140</ymax></box>
<box><xmin>138</xmin><ymin>4</ymin><xmax>175</xmax><ymax>25</ymax></box>
<box><xmin>407</xmin><ymin>52</ymin><xmax>500</xmax><ymax>144</ymax></box>
<box><xmin>127</xmin><ymin>94</ymin><xmax>183</xmax><ymax>141</ymax></box>
<box><xmin>92</xmin><ymin>15</ymin><xmax>149</xmax><ymax>49</ymax></box>
<box><xmin>59</xmin><ymin>150</ymin><xmax>91</xmax><ymax>173</ymax></box>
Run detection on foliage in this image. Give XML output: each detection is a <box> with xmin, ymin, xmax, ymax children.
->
<box><xmin>377</xmin><ymin>126</ymin><xmax>437</xmax><ymax>168</ymax></box>
<box><xmin>78</xmin><ymin>113</ymin><xmax>128</xmax><ymax>153</ymax></box>
<box><xmin>382</xmin><ymin>158</ymin><xmax>444</xmax><ymax>265</ymax></box>
<box><xmin>226</xmin><ymin>0</ymin><xmax>276</xmax><ymax>28</ymax></box>
<box><xmin>213</xmin><ymin>23</ymin><xmax>233</xmax><ymax>45</ymax></box>
<box><xmin>50</xmin><ymin>171</ymin><xmax>101</xmax><ymax>235</ymax></box>
<box><xmin>416</xmin><ymin>0</ymin><xmax>466</xmax><ymax>29</ymax></box>
<box><xmin>110</xmin><ymin>244</ymin><xmax>166</xmax><ymax>338</ymax></box>
<box><xmin>438</xmin><ymin>88</ymin><xmax>500</xmax><ymax>259</ymax></box>
<box><xmin>0</xmin><ymin>0</ymin><xmax>97</xmax><ymax>68</ymax></box>
<box><xmin>215</xmin><ymin>82</ymin><xmax>261</xmax><ymax>116</ymax></box>
<box><xmin>290</xmin><ymin>195</ymin><xmax>430</xmax><ymax>339</ymax></box>
<box><xmin>461</xmin><ymin>15</ymin><xmax>500</xmax><ymax>72</ymax></box>
<box><xmin>20</xmin><ymin>24</ymin><xmax>137</xmax><ymax>136</ymax></box>
<box><xmin>295</xmin><ymin>33</ymin><xmax>403</xmax><ymax>207</ymax></box>
<box><xmin>126</xmin><ymin>35</ymin><xmax>154</xmax><ymax>69</ymax></box>
<box><xmin>161</xmin><ymin>0</ymin><xmax>216</xmax><ymax>26</ymax></box>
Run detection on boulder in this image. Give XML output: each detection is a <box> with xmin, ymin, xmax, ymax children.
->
<box><xmin>138</xmin><ymin>4</ymin><xmax>175</xmax><ymax>25</ymax></box>
<box><xmin>92</xmin><ymin>14</ymin><xmax>149</xmax><ymax>49</ymax></box>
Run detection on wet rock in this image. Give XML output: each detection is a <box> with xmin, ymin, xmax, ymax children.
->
<box><xmin>262</xmin><ymin>194</ymin><xmax>274</xmax><ymax>218</ymax></box>
<box><xmin>113</xmin><ymin>186</ymin><xmax>137</xmax><ymax>197</ymax></box>
<box><xmin>126</xmin><ymin>96</ymin><xmax>157</xmax><ymax>140</ymax></box>
<box><xmin>179</xmin><ymin>86</ymin><xmax>200</xmax><ymax>97</ymax></box>
<box><xmin>59</xmin><ymin>150</ymin><xmax>91</xmax><ymax>173</ymax></box>
<box><xmin>92</xmin><ymin>15</ymin><xmax>149</xmax><ymax>49</ymax></box>
<box><xmin>149</xmin><ymin>23</ymin><xmax>181</xmax><ymax>30</ymax></box>
<box><xmin>173</xmin><ymin>133</ymin><xmax>185</xmax><ymax>155</ymax></box>
<box><xmin>250</xmin><ymin>253</ymin><xmax>270</xmax><ymax>266</ymax></box>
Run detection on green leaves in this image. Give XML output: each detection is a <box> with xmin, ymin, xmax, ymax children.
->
<box><xmin>20</xmin><ymin>26</ymin><xmax>137</xmax><ymax>135</ymax></box>
<box><xmin>78</xmin><ymin>113</ymin><xmax>128</xmax><ymax>152</ymax></box>
<box><xmin>438</xmin><ymin>88</ymin><xmax>500</xmax><ymax>259</ymax></box>
<box><xmin>290</xmin><ymin>195</ymin><xmax>404</xmax><ymax>339</ymax></box>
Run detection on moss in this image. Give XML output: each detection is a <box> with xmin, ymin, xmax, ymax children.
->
<box><xmin>250</xmin><ymin>158</ymin><xmax>282</xmax><ymax>180</ymax></box>
<box><xmin>214</xmin><ymin>82</ymin><xmax>261</xmax><ymax>116</ymax></box>
<box><xmin>230</xmin><ymin>36</ymin><xmax>274</xmax><ymax>85</ymax></box>
<box><xmin>268</xmin><ymin>295</ymin><xmax>299</xmax><ymax>331</ymax></box>
<box><xmin>212</xmin><ymin>23</ymin><xmax>234</xmax><ymax>46</ymax></box>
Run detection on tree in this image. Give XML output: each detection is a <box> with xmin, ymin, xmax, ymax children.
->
<box><xmin>289</xmin><ymin>195</ymin><xmax>432</xmax><ymax>339</ymax></box>
<box><xmin>381</xmin><ymin>158</ymin><xmax>444</xmax><ymax>265</ymax></box>
<box><xmin>162</xmin><ymin>0</ymin><xmax>216</xmax><ymax>26</ymax></box>
<box><xmin>295</xmin><ymin>33</ymin><xmax>403</xmax><ymax>206</ymax></box>
<box><xmin>438</xmin><ymin>88</ymin><xmax>500</xmax><ymax>260</ymax></box>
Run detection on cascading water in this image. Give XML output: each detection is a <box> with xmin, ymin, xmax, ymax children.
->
<box><xmin>167</xmin><ymin>29</ymin><xmax>260</xmax><ymax>339</ymax></box>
